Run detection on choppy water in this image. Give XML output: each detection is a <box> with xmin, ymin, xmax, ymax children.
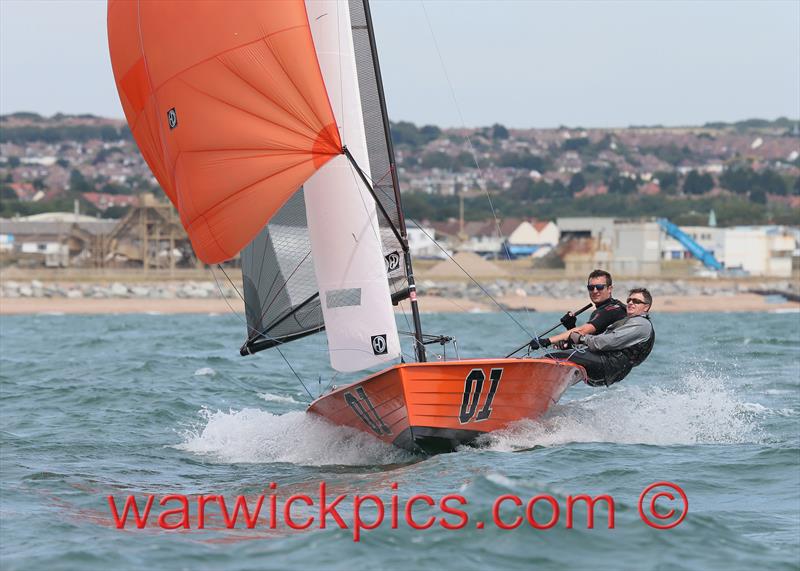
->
<box><xmin>1</xmin><ymin>310</ymin><xmax>798</xmax><ymax>570</ymax></box>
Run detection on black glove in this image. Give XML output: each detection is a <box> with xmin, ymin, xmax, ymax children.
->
<box><xmin>530</xmin><ymin>337</ymin><xmax>551</xmax><ymax>350</ymax></box>
<box><xmin>560</xmin><ymin>312</ymin><xmax>577</xmax><ymax>330</ymax></box>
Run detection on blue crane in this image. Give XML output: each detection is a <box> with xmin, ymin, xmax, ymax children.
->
<box><xmin>657</xmin><ymin>218</ymin><xmax>724</xmax><ymax>271</ymax></box>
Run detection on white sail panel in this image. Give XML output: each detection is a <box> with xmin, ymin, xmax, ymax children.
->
<box><xmin>304</xmin><ymin>0</ymin><xmax>400</xmax><ymax>372</ymax></box>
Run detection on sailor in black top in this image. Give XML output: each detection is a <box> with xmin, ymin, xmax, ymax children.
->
<box><xmin>533</xmin><ymin>269</ymin><xmax>626</xmax><ymax>349</ymax></box>
<box><xmin>585</xmin><ymin>296</ymin><xmax>628</xmax><ymax>335</ymax></box>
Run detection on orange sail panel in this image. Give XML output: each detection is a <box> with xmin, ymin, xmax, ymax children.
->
<box><xmin>107</xmin><ymin>0</ymin><xmax>342</xmax><ymax>263</ymax></box>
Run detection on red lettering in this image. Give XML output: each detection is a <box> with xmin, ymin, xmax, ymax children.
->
<box><xmin>158</xmin><ymin>494</ymin><xmax>190</xmax><ymax>530</ymax></box>
<box><xmin>284</xmin><ymin>494</ymin><xmax>314</xmax><ymax>530</ymax></box>
<box><xmin>405</xmin><ymin>495</ymin><xmax>435</xmax><ymax>530</ymax></box>
<box><xmin>353</xmin><ymin>495</ymin><xmax>385</xmax><ymax>542</ymax></box>
<box><xmin>218</xmin><ymin>495</ymin><xmax>264</xmax><ymax>529</ymax></box>
<box><xmin>107</xmin><ymin>495</ymin><xmax>154</xmax><ymax>529</ymax></box>
<box><xmin>197</xmin><ymin>495</ymin><xmax>217</xmax><ymax>530</ymax></box>
<box><xmin>390</xmin><ymin>482</ymin><xmax>399</xmax><ymax>529</ymax></box>
<box><xmin>650</xmin><ymin>491</ymin><xmax>675</xmax><ymax>519</ymax></box>
<box><xmin>525</xmin><ymin>495</ymin><xmax>559</xmax><ymax>530</ymax></box>
<box><xmin>268</xmin><ymin>485</ymin><xmax>277</xmax><ymax>529</ymax></box>
<box><xmin>439</xmin><ymin>495</ymin><xmax>468</xmax><ymax>530</ymax></box>
<box><xmin>492</xmin><ymin>494</ymin><xmax>523</xmax><ymax>530</ymax></box>
<box><xmin>566</xmin><ymin>494</ymin><xmax>615</xmax><ymax>529</ymax></box>
<box><xmin>318</xmin><ymin>482</ymin><xmax>347</xmax><ymax>529</ymax></box>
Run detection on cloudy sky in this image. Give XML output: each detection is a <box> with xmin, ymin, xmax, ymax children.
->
<box><xmin>1</xmin><ymin>0</ymin><xmax>798</xmax><ymax>128</ymax></box>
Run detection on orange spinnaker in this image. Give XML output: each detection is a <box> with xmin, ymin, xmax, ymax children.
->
<box><xmin>107</xmin><ymin>0</ymin><xmax>342</xmax><ymax>263</ymax></box>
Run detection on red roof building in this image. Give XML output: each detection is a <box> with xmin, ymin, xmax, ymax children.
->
<box><xmin>81</xmin><ymin>192</ymin><xmax>138</xmax><ymax>211</ymax></box>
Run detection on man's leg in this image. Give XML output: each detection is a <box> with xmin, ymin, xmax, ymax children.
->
<box><xmin>545</xmin><ymin>350</ymin><xmax>607</xmax><ymax>386</ymax></box>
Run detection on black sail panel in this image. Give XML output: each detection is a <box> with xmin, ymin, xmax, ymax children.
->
<box><xmin>240</xmin><ymin>189</ymin><xmax>323</xmax><ymax>353</ymax></box>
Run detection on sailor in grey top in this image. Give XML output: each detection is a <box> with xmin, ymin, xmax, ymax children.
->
<box><xmin>582</xmin><ymin>314</ymin><xmax>653</xmax><ymax>352</ymax></box>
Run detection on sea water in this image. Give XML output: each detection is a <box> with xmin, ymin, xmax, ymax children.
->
<box><xmin>1</xmin><ymin>310</ymin><xmax>798</xmax><ymax>570</ymax></box>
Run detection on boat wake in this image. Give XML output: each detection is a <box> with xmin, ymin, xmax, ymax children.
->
<box><xmin>476</xmin><ymin>371</ymin><xmax>765</xmax><ymax>451</ymax></box>
<box><xmin>176</xmin><ymin>407</ymin><xmax>415</xmax><ymax>466</ymax></box>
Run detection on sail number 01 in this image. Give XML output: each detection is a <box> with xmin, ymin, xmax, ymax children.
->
<box><xmin>459</xmin><ymin>368</ymin><xmax>503</xmax><ymax>424</ymax></box>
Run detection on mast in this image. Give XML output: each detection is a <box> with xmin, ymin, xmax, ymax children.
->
<box><xmin>360</xmin><ymin>0</ymin><xmax>426</xmax><ymax>363</ymax></box>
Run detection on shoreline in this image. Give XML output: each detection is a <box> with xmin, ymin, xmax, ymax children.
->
<box><xmin>1</xmin><ymin>293</ymin><xmax>797</xmax><ymax>315</ymax></box>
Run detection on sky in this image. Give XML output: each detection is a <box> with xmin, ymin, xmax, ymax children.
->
<box><xmin>1</xmin><ymin>0</ymin><xmax>798</xmax><ymax>129</ymax></box>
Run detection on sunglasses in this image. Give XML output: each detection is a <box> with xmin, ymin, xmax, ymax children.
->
<box><xmin>587</xmin><ymin>284</ymin><xmax>608</xmax><ymax>291</ymax></box>
<box><xmin>627</xmin><ymin>298</ymin><xmax>648</xmax><ymax>305</ymax></box>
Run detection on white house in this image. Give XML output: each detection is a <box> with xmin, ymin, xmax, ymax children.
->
<box><xmin>508</xmin><ymin>220</ymin><xmax>559</xmax><ymax>246</ymax></box>
<box><xmin>721</xmin><ymin>227</ymin><xmax>795</xmax><ymax>277</ymax></box>
<box><xmin>407</xmin><ymin>225</ymin><xmax>447</xmax><ymax>259</ymax></box>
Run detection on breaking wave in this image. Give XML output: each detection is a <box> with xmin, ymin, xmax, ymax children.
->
<box><xmin>477</xmin><ymin>372</ymin><xmax>765</xmax><ymax>451</ymax></box>
<box><xmin>175</xmin><ymin>407</ymin><xmax>415</xmax><ymax>466</ymax></box>
<box><xmin>193</xmin><ymin>367</ymin><xmax>216</xmax><ymax>376</ymax></box>
<box><xmin>257</xmin><ymin>392</ymin><xmax>303</xmax><ymax>405</ymax></box>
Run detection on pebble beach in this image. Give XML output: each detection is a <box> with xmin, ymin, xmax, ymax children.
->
<box><xmin>1</xmin><ymin>276</ymin><xmax>797</xmax><ymax>314</ymax></box>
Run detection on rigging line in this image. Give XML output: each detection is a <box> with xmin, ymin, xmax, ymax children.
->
<box><xmin>398</xmin><ymin>213</ymin><xmax>516</xmax><ymax>314</ymax></box>
<box><xmin>217</xmin><ymin>262</ymin><xmax>301</xmax><ymax>343</ymax></box>
<box><xmin>210</xmin><ymin>265</ymin><xmax>332</xmax><ymax>359</ymax></box>
<box><xmin>216</xmin><ymin>263</ymin><xmax>245</xmax><ymax>303</ymax></box>
<box><xmin>406</xmin><ymin>218</ymin><xmax>534</xmax><ymax>338</ymax></box>
<box><xmin>257</xmin><ymin>250</ymin><xmax>313</xmax><ymax>326</ymax></box>
<box><xmin>419</xmin><ymin>0</ymin><xmax>535</xmax><ymax>326</ymax></box>
<box><xmin>276</xmin><ymin>346</ymin><xmax>314</xmax><ymax>401</ymax></box>
<box><xmin>210</xmin><ymin>264</ymin><xmax>279</xmax><ymax>342</ymax></box>
<box><xmin>321</xmin><ymin>371</ymin><xmax>340</xmax><ymax>397</ymax></box>
<box><xmin>210</xmin><ymin>265</ymin><xmax>314</xmax><ymax>400</ymax></box>
<box><xmin>392</xmin><ymin>296</ymin><xmax>417</xmax><ymax>359</ymax></box>
<box><xmin>350</xmin><ymin>158</ymin><xmax>508</xmax><ymax>319</ymax></box>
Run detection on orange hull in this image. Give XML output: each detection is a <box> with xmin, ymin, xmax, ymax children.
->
<box><xmin>307</xmin><ymin>358</ymin><xmax>586</xmax><ymax>453</ymax></box>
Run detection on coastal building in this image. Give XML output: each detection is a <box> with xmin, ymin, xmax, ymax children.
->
<box><xmin>429</xmin><ymin>218</ymin><xmax>559</xmax><ymax>258</ymax></box>
<box><xmin>407</xmin><ymin>225</ymin><xmax>447</xmax><ymax>259</ymax></box>
<box><xmin>661</xmin><ymin>226</ymin><xmax>724</xmax><ymax>261</ymax></box>
<box><xmin>720</xmin><ymin>226</ymin><xmax>795</xmax><ymax>277</ymax></box>
<box><xmin>81</xmin><ymin>192</ymin><xmax>139</xmax><ymax>211</ymax></box>
<box><xmin>0</xmin><ymin>212</ymin><xmax>117</xmax><ymax>267</ymax></box>
<box><xmin>661</xmin><ymin>225</ymin><xmax>795</xmax><ymax>277</ymax></box>
<box><xmin>505</xmin><ymin>220</ymin><xmax>560</xmax><ymax>257</ymax></box>
<box><xmin>610</xmin><ymin>221</ymin><xmax>663</xmax><ymax>276</ymax></box>
<box><xmin>557</xmin><ymin>217</ymin><xmax>615</xmax><ymax>250</ymax></box>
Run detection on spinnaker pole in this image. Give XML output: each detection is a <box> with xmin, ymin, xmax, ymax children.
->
<box><xmin>360</xmin><ymin>0</ymin><xmax>426</xmax><ymax>362</ymax></box>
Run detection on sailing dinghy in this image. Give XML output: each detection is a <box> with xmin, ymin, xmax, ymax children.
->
<box><xmin>108</xmin><ymin>0</ymin><xmax>586</xmax><ymax>454</ymax></box>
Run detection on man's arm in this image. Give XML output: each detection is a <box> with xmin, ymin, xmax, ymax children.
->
<box><xmin>548</xmin><ymin>323</ymin><xmax>597</xmax><ymax>344</ymax></box>
<box><xmin>584</xmin><ymin>318</ymin><xmax>651</xmax><ymax>352</ymax></box>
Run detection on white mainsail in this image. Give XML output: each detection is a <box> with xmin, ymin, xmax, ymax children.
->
<box><xmin>303</xmin><ymin>0</ymin><xmax>401</xmax><ymax>372</ymax></box>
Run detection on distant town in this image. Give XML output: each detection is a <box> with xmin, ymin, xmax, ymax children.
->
<box><xmin>0</xmin><ymin>112</ymin><xmax>798</xmax><ymax>279</ymax></box>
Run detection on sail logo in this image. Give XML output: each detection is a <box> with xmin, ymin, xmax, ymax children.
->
<box><xmin>167</xmin><ymin>108</ymin><xmax>178</xmax><ymax>129</ymax></box>
<box><xmin>385</xmin><ymin>251</ymin><xmax>400</xmax><ymax>273</ymax></box>
<box><xmin>371</xmin><ymin>334</ymin><xmax>388</xmax><ymax>355</ymax></box>
<box><xmin>344</xmin><ymin>387</ymin><xmax>391</xmax><ymax>435</ymax></box>
<box><xmin>459</xmin><ymin>368</ymin><xmax>503</xmax><ymax>424</ymax></box>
